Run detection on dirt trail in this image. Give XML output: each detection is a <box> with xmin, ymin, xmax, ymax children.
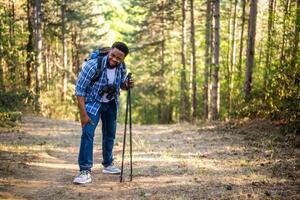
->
<box><xmin>0</xmin><ymin>115</ymin><xmax>299</xmax><ymax>199</ymax></box>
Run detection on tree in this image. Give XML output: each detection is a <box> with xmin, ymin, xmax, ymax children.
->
<box><xmin>203</xmin><ymin>0</ymin><xmax>212</xmax><ymax>120</ymax></box>
<box><xmin>264</xmin><ymin>0</ymin><xmax>275</xmax><ymax>91</ymax></box>
<box><xmin>7</xmin><ymin>0</ymin><xmax>17</xmax><ymax>85</ymax></box>
<box><xmin>1</xmin><ymin>0</ymin><xmax>299</xmax><ymax>124</ymax></box>
<box><xmin>34</xmin><ymin>0</ymin><xmax>42</xmax><ymax>111</ymax></box>
<box><xmin>211</xmin><ymin>0</ymin><xmax>220</xmax><ymax>120</ymax></box>
<box><xmin>228</xmin><ymin>0</ymin><xmax>237</xmax><ymax>118</ymax></box>
<box><xmin>180</xmin><ymin>0</ymin><xmax>190</xmax><ymax>121</ymax></box>
<box><xmin>190</xmin><ymin>0</ymin><xmax>197</xmax><ymax>120</ymax></box>
<box><xmin>157</xmin><ymin>1</ymin><xmax>166</xmax><ymax>123</ymax></box>
<box><xmin>26</xmin><ymin>0</ymin><xmax>34</xmax><ymax>88</ymax></box>
<box><xmin>238</xmin><ymin>0</ymin><xmax>246</xmax><ymax>77</ymax></box>
<box><xmin>61</xmin><ymin>0</ymin><xmax>68</xmax><ymax>101</ymax></box>
<box><xmin>279</xmin><ymin>0</ymin><xmax>290</xmax><ymax>68</ymax></box>
<box><xmin>244</xmin><ymin>0</ymin><xmax>257</xmax><ymax>101</ymax></box>
<box><xmin>0</xmin><ymin>4</ymin><xmax>5</xmax><ymax>92</ymax></box>
<box><xmin>291</xmin><ymin>0</ymin><xmax>299</xmax><ymax>69</ymax></box>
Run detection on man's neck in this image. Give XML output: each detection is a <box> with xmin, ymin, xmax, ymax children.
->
<box><xmin>108</xmin><ymin>65</ymin><xmax>116</xmax><ymax>69</ymax></box>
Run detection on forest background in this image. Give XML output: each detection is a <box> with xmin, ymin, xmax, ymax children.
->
<box><xmin>0</xmin><ymin>0</ymin><xmax>299</xmax><ymax>129</ymax></box>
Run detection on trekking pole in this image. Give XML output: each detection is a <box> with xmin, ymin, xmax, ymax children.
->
<box><xmin>120</xmin><ymin>73</ymin><xmax>132</xmax><ymax>183</ymax></box>
<box><xmin>120</xmin><ymin>92</ymin><xmax>128</xmax><ymax>183</ymax></box>
<box><xmin>128</xmin><ymin>74</ymin><xmax>133</xmax><ymax>181</ymax></box>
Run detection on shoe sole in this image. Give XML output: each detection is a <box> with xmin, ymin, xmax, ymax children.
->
<box><xmin>102</xmin><ymin>170</ymin><xmax>120</xmax><ymax>174</ymax></box>
<box><xmin>73</xmin><ymin>178</ymin><xmax>92</xmax><ymax>184</ymax></box>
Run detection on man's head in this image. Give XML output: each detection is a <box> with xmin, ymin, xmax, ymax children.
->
<box><xmin>108</xmin><ymin>42</ymin><xmax>129</xmax><ymax>67</ymax></box>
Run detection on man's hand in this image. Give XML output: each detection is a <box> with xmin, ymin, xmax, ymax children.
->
<box><xmin>125</xmin><ymin>78</ymin><xmax>134</xmax><ymax>89</ymax></box>
<box><xmin>81</xmin><ymin>114</ymin><xmax>93</xmax><ymax>128</ymax></box>
<box><xmin>77</xmin><ymin>96</ymin><xmax>93</xmax><ymax>128</ymax></box>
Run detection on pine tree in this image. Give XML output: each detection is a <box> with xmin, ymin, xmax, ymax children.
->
<box><xmin>211</xmin><ymin>0</ymin><xmax>220</xmax><ymax>120</ymax></box>
<box><xmin>244</xmin><ymin>0</ymin><xmax>257</xmax><ymax>101</ymax></box>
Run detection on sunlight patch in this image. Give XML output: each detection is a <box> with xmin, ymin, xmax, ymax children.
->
<box><xmin>26</xmin><ymin>162</ymin><xmax>101</xmax><ymax>170</ymax></box>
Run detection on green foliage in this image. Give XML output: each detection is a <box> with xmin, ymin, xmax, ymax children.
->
<box><xmin>0</xmin><ymin>0</ymin><xmax>299</xmax><ymax>126</ymax></box>
<box><xmin>0</xmin><ymin>89</ymin><xmax>33</xmax><ymax>127</ymax></box>
<box><xmin>39</xmin><ymin>85</ymin><xmax>79</xmax><ymax>121</ymax></box>
<box><xmin>268</xmin><ymin>64</ymin><xmax>300</xmax><ymax>122</ymax></box>
<box><xmin>0</xmin><ymin>89</ymin><xmax>34</xmax><ymax>112</ymax></box>
<box><xmin>0</xmin><ymin>111</ymin><xmax>22</xmax><ymax>127</ymax></box>
<box><xmin>122</xmin><ymin>0</ymin><xmax>183</xmax><ymax>123</ymax></box>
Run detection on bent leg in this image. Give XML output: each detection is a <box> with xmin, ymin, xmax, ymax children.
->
<box><xmin>78</xmin><ymin>112</ymin><xmax>100</xmax><ymax>171</ymax></box>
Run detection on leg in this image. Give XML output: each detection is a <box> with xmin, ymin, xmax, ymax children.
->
<box><xmin>78</xmin><ymin>111</ymin><xmax>100</xmax><ymax>171</ymax></box>
<box><xmin>101</xmin><ymin>100</ymin><xmax>117</xmax><ymax>167</ymax></box>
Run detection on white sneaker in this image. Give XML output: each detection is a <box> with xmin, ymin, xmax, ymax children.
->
<box><xmin>102</xmin><ymin>165</ymin><xmax>121</xmax><ymax>174</ymax></box>
<box><xmin>73</xmin><ymin>170</ymin><xmax>92</xmax><ymax>184</ymax></box>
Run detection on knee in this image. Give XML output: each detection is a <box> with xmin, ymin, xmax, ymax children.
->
<box><xmin>82</xmin><ymin>126</ymin><xmax>95</xmax><ymax>141</ymax></box>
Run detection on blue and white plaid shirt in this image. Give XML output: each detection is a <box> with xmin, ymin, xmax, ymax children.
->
<box><xmin>75</xmin><ymin>55</ymin><xmax>127</xmax><ymax>116</ymax></box>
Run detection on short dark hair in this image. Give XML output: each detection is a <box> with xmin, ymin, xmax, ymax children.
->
<box><xmin>112</xmin><ymin>42</ymin><xmax>129</xmax><ymax>57</ymax></box>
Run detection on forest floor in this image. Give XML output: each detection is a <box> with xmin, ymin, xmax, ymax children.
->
<box><xmin>0</xmin><ymin>115</ymin><xmax>299</xmax><ymax>200</ymax></box>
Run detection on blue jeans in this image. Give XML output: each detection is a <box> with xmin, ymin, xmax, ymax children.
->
<box><xmin>78</xmin><ymin>100</ymin><xmax>117</xmax><ymax>171</ymax></box>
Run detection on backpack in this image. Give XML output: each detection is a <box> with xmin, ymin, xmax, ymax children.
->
<box><xmin>85</xmin><ymin>47</ymin><xmax>111</xmax><ymax>87</ymax></box>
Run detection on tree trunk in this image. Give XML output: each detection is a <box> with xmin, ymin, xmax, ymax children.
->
<box><xmin>228</xmin><ymin>0</ymin><xmax>237</xmax><ymax>118</ymax></box>
<box><xmin>34</xmin><ymin>0</ymin><xmax>42</xmax><ymax>111</ymax></box>
<box><xmin>180</xmin><ymin>0</ymin><xmax>189</xmax><ymax>121</ymax></box>
<box><xmin>71</xmin><ymin>28</ymin><xmax>80</xmax><ymax>76</ymax></box>
<box><xmin>0</xmin><ymin>60</ymin><xmax>3</xmax><ymax>91</ymax></box>
<box><xmin>61</xmin><ymin>0</ymin><xmax>68</xmax><ymax>101</ymax></box>
<box><xmin>211</xmin><ymin>0</ymin><xmax>220</xmax><ymax>120</ymax></box>
<box><xmin>238</xmin><ymin>0</ymin><xmax>246</xmax><ymax>77</ymax></box>
<box><xmin>279</xmin><ymin>0</ymin><xmax>290</xmax><ymax>68</ymax></box>
<box><xmin>44</xmin><ymin>41</ymin><xmax>49</xmax><ymax>90</ymax></box>
<box><xmin>208</xmin><ymin>2</ymin><xmax>214</xmax><ymax>120</ymax></box>
<box><xmin>0</xmin><ymin>10</ymin><xmax>4</xmax><ymax>91</ymax></box>
<box><xmin>0</xmin><ymin>54</ymin><xmax>3</xmax><ymax>91</ymax></box>
<box><xmin>226</xmin><ymin>2</ymin><xmax>231</xmax><ymax>119</ymax></box>
<box><xmin>244</xmin><ymin>0</ymin><xmax>257</xmax><ymax>101</ymax></box>
<box><xmin>157</xmin><ymin>1</ymin><xmax>167</xmax><ymax>123</ymax></box>
<box><xmin>264</xmin><ymin>0</ymin><xmax>275</xmax><ymax>91</ymax></box>
<box><xmin>8</xmin><ymin>0</ymin><xmax>16</xmax><ymax>83</ymax></box>
<box><xmin>291</xmin><ymin>0</ymin><xmax>300</xmax><ymax>69</ymax></box>
<box><xmin>258</xmin><ymin>30</ymin><xmax>264</xmax><ymax>68</ymax></box>
<box><xmin>190</xmin><ymin>0</ymin><xmax>197</xmax><ymax>120</ymax></box>
<box><xmin>26</xmin><ymin>0</ymin><xmax>34</xmax><ymax>88</ymax></box>
<box><xmin>204</xmin><ymin>0</ymin><xmax>211</xmax><ymax>120</ymax></box>
<box><xmin>48</xmin><ymin>44</ymin><xmax>53</xmax><ymax>88</ymax></box>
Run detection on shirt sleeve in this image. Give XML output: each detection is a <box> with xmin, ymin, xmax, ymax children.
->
<box><xmin>75</xmin><ymin>59</ymin><xmax>97</xmax><ymax>97</ymax></box>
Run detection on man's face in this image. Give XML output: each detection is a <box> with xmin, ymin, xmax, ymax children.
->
<box><xmin>108</xmin><ymin>47</ymin><xmax>125</xmax><ymax>67</ymax></box>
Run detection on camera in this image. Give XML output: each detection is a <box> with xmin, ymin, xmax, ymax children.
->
<box><xmin>99</xmin><ymin>84</ymin><xmax>117</xmax><ymax>100</ymax></box>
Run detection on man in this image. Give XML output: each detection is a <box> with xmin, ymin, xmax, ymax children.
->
<box><xmin>73</xmin><ymin>42</ymin><xmax>133</xmax><ymax>184</ymax></box>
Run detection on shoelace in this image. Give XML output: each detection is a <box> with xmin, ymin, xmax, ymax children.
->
<box><xmin>79</xmin><ymin>170</ymin><xmax>89</xmax><ymax>177</ymax></box>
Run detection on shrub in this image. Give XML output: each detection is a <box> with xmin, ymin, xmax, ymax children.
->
<box><xmin>0</xmin><ymin>111</ymin><xmax>22</xmax><ymax>127</ymax></box>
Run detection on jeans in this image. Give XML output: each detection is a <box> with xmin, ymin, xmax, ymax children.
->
<box><xmin>78</xmin><ymin>100</ymin><xmax>117</xmax><ymax>171</ymax></box>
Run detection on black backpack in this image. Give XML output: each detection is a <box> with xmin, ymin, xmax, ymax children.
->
<box><xmin>85</xmin><ymin>47</ymin><xmax>110</xmax><ymax>87</ymax></box>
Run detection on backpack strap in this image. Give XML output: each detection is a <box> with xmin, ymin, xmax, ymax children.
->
<box><xmin>90</xmin><ymin>56</ymin><xmax>105</xmax><ymax>87</ymax></box>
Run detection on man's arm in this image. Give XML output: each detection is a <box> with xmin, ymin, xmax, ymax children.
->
<box><xmin>75</xmin><ymin>59</ymin><xmax>97</xmax><ymax>97</ymax></box>
<box><xmin>77</xmin><ymin>96</ymin><xmax>92</xmax><ymax>127</ymax></box>
<box><xmin>75</xmin><ymin>60</ymin><xmax>97</xmax><ymax>127</ymax></box>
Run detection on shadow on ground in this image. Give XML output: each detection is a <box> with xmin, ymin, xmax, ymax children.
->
<box><xmin>0</xmin><ymin>115</ymin><xmax>299</xmax><ymax>199</ymax></box>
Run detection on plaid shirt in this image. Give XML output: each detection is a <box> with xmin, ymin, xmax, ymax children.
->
<box><xmin>75</xmin><ymin>55</ymin><xmax>127</xmax><ymax>115</ymax></box>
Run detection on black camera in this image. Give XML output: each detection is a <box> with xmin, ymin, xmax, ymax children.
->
<box><xmin>99</xmin><ymin>84</ymin><xmax>117</xmax><ymax>100</ymax></box>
